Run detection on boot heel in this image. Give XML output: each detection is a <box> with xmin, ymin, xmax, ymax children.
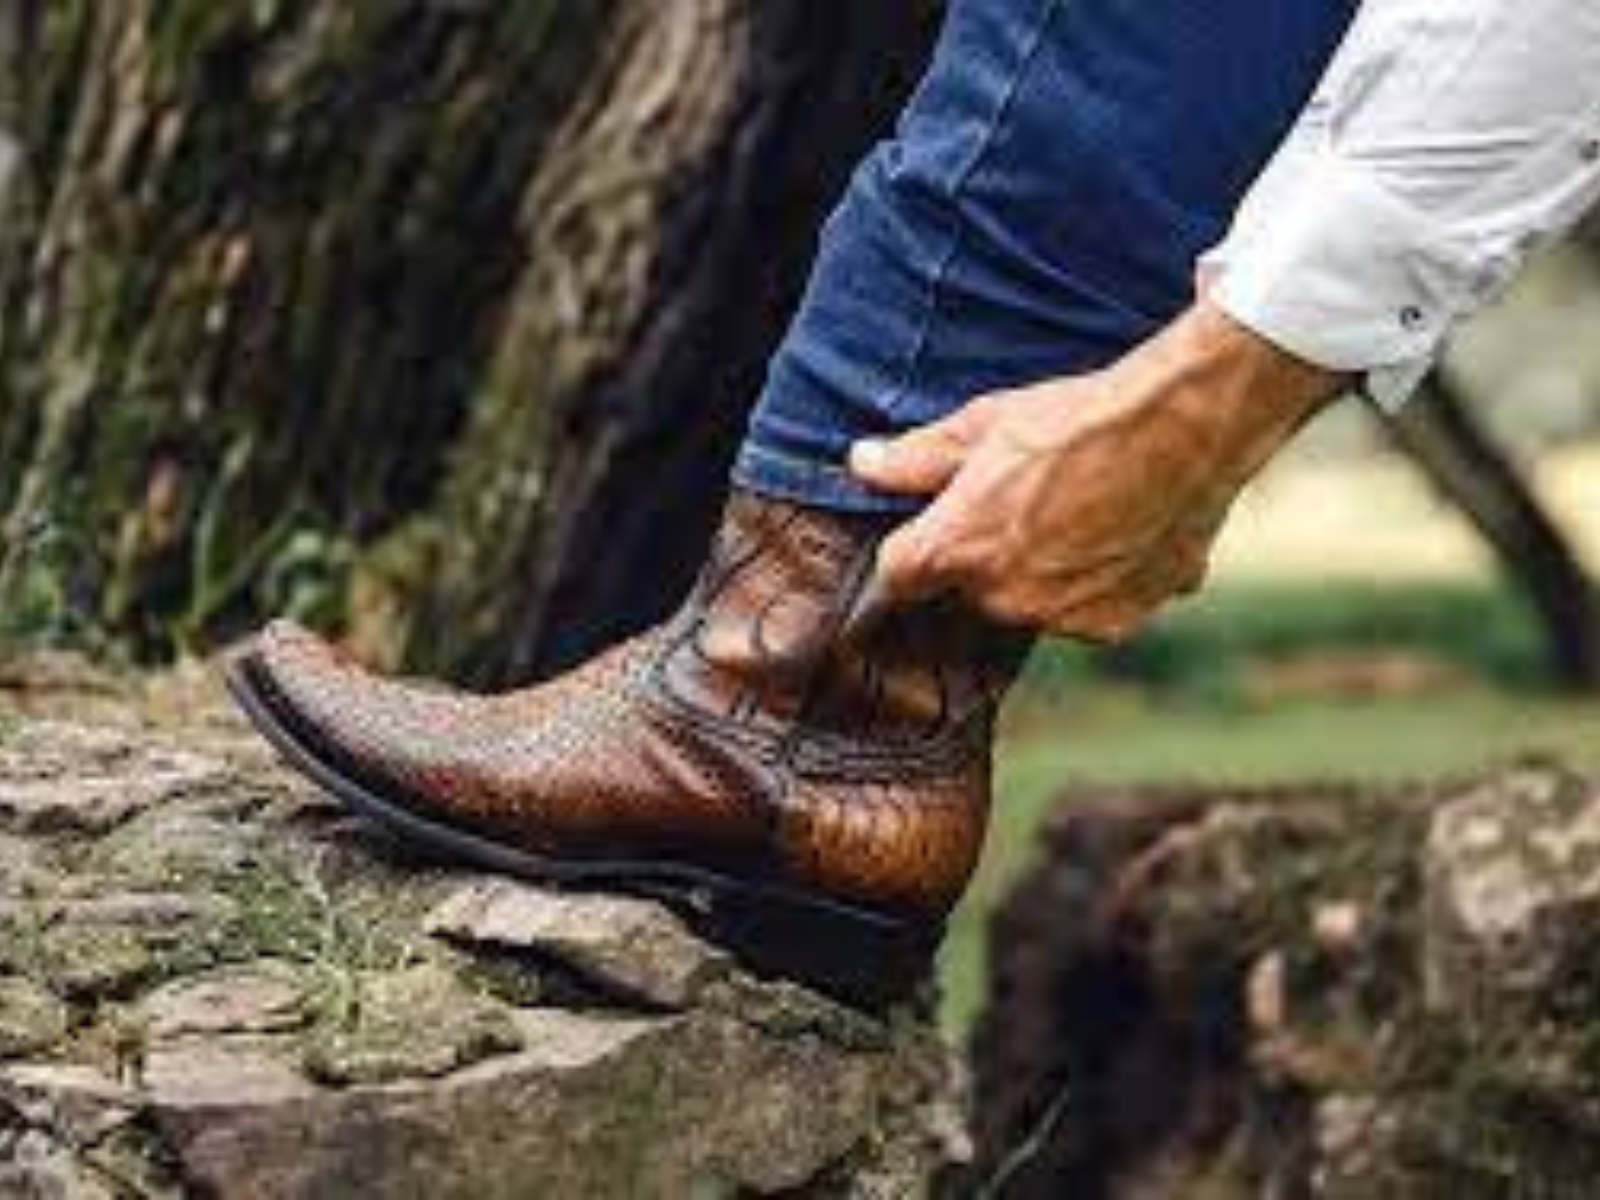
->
<box><xmin>688</xmin><ymin>887</ymin><xmax>942</xmax><ymax>1013</ymax></box>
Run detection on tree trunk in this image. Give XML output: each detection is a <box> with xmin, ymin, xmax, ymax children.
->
<box><xmin>0</xmin><ymin>0</ymin><xmax>617</xmax><ymax>654</ymax></box>
<box><xmin>362</xmin><ymin>1</ymin><xmax>939</xmax><ymax>683</ymax></box>
<box><xmin>0</xmin><ymin>2</ymin><xmax>935</xmax><ymax>682</ymax></box>
<box><xmin>1385</xmin><ymin>372</ymin><xmax>1600</xmax><ymax>692</ymax></box>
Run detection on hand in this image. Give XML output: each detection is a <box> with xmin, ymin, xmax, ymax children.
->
<box><xmin>848</xmin><ymin>302</ymin><xmax>1343</xmax><ymax>642</ymax></box>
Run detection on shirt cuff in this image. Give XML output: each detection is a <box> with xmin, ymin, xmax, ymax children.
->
<box><xmin>1204</xmin><ymin>146</ymin><xmax>1491</xmax><ymax>412</ymax></box>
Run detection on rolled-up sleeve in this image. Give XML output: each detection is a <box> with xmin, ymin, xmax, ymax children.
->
<box><xmin>1204</xmin><ymin>0</ymin><xmax>1600</xmax><ymax>410</ymax></box>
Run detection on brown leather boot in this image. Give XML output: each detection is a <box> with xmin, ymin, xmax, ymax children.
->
<box><xmin>224</xmin><ymin>490</ymin><xmax>1031</xmax><ymax>1007</ymax></box>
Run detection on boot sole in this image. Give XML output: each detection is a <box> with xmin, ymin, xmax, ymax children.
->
<box><xmin>221</xmin><ymin>650</ymin><xmax>939</xmax><ymax>1011</ymax></box>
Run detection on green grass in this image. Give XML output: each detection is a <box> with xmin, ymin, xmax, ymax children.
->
<box><xmin>937</xmin><ymin>577</ymin><xmax>1600</xmax><ymax>1036</ymax></box>
<box><xmin>1022</xmin><ymin>579</ymin><xmax>1558</xmax><ymax>701</ymax></box>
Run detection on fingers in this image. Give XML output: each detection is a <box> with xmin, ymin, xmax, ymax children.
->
<box><xmin>870</xmin><ymin>517</ymin><xmax>1212</xmax><ymax>643</ymax></box>
<box><xmin>847</xmin><ymin>387</ymin><xmax>1221</xmax><ymax>640</ymax></box>
<box><xmin>848</xmin><ymin>399</ymin><xmax>995</xmax><ymax>497</ymax></box>
<box><xmin>872</xmin><ymin>491</ymin><xmax>973</xmax><ymax>607</ymax></box>
<box><xmin>982</xmin><ymin>533</ymin><xmax>1212</xmax><ymax>642</ymax></box>
<box><xmin>1174</xmin><ymin>545</ymin><xmax>1211</xmax><ymax>596</ymax></box>
<box><xmin>1047</xmin><ymin>545</ymin><xmax>1211</xmax><ymax>643</ymax></box>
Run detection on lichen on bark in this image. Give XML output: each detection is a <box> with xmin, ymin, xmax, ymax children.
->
<box><xmin>0</xmin><ymin>2</ymin><xmax>936</xmax><ymax>683</ymax></box>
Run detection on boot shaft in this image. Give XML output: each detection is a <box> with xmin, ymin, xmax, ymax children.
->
<box><xmin>654</xmin><ymin>491</ymin><xmax>1033</xmax><ymax>764</ymax></box>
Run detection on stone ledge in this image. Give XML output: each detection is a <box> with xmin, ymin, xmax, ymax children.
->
<box><xmin>0</xmin><ymin>656</ymin><xmax>953</xmax><ymax>1198</ymax></box>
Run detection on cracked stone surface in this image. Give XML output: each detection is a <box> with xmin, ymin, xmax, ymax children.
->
<box><xmin>0</xmin><ymin>978</ymin><xmax>68</xmax><ymax>1058</ymax></box>
<box><xmin>139</xmin><ymin>962</ymin><xmax>306</xmax><ymax>1040</ymax></box>
<box><xmin>0</xmin><ymin>651</ymin><xmax>954</xmax><ymax>1198</ymax></box>
<box><xmin>1424</xmin><ymin>767</ymin><xmax>1600</xmax><ymax>1024</ymax></box>
<box><xmin>426</xmin><ymin>880</ymin><xmax>732</xmax><ymax>1009</ymax></box>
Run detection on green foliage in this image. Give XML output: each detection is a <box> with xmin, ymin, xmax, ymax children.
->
<box><xmin>0</xmin><ymin>510</ymin><xmax>115</xmax><ymax>657</ymax></box>
<box><xmin>1020</xmin><ymin>580</ymin><xmax>1554</xmax><ymax>706</ymax></box>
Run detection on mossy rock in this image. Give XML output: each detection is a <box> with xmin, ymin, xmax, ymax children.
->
<box><xmin>302</xmin><ymin>962</ymin><xmax>522</xmax><ymax>1086</ymax></box>
<box><xmin>968</xmin><ymin>771</ymin><xmax>1600</xmax><ymax>1198</ymax></box>
<box><xmin>0</xmin><ymin>657</ymin><xmax>952</xmax><ymax>1198</ymax></box>
<box><xmin>0</xmin><ymin>976</ymin><xmax>69</xmax><ymax>1059</ymax></box>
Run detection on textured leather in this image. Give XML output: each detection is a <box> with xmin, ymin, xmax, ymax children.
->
<box><xmin>241</xmin><ymin>491</ymin><xmax>1032</xmax><ymax>924</ymax></box>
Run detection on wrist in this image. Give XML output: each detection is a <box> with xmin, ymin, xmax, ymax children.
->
<box><xmin>1179</xmin><ymin>299</ymin><xmax>1345</xmax><ymax>418</ymax></box>
<box><xmin>1118</xmin><ymin>300</ymin><xmax>1346</xmax><ymax>475</ymax></box>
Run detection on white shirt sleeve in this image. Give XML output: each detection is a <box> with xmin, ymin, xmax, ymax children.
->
<box><xmin>1203</xmin><ymin>0</ymin><xmax>1600</xmax><ymax>410</ymax></box>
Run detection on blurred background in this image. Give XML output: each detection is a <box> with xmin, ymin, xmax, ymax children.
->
<box><xmin>1</xmin><ymin>3</ymin><xmax>1596</xmax><ymax>1040</ymax></box>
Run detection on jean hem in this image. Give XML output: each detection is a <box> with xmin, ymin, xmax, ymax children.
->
<box><xmin>731</xmin><ymin>443</ymin><xmax>922</xmax><ymax>516</ymax></box>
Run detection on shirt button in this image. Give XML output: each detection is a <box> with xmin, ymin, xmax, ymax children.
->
<box><xmin>1399</xmin><ymin>306</ymin><xmax>1428</xmax><ymax>332</ymax></box>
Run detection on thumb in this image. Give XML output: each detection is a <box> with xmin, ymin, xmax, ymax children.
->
<box><xmin>849</xmin><ymin>399</ymin><xmax>994</xmax><ymax>497</ymax></box>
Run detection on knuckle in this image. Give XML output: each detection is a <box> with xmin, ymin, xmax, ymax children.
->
<box><xmin>1054</xmin><ymin>615</ymin><xmax>1108</xmax><ymax>644</ymax></box>
<box><xmin>981</xmin><ymin>591</ymin><xmax>1036</xmax><ymax>629</ymax></box>
<box><xmin>1006</xmin><ymin>603</ymin><xmax>1054</xmax><ymax>633</ymax></box>
<box><xmin>884</xmin><ymin>529</ymin><xmax>954</xmax><ymax>593</ymax></box>
<box><xmin>1174</xmin><ymin>554</ymin><xmax>1211</xmax><ymax>597</ymax></box>
<box><xmin>937</xmin><ymin>539</ymin><xmax>987</xmax><ymax>584</ymax></box>
<box><xmin>964</xmin><ymin>393</ymin><xmax>999</xmax><ymax>420</ymax></box>
<box><xmin>962</xmin><ymin>392</ymin><xmax>1007</xmax><ymax>432</ymax></box>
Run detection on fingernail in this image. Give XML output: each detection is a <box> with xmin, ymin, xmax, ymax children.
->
<box><xmin>849</xmin><ymin>440</ymin><xmax>888</xmax><ymax>475</ymax></box>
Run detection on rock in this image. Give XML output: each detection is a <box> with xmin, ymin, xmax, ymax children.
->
<box><xmin>153</xmin><ymin>1009</ymin><xmax>927</xmax><ymax>1200</ymax></box>
<box><xmin>0</xmin><ymin>727</ymin><xmax>231</xmax><ymax>835</ymax></box>
<box><xmin>0</xmin><ymin>1064</ymin><xmax>141</xmax><ymax>1143</ymax></box>
<box><xmin>301</xmin><ymin>962</ymin><xmax>521</xmax><ymax>1086</ymax></box>
<box><xmin>0</xmin><ymin>834</ymin><xmax>51</xmax><ymax>903</ymax></box>
<box><xmin>426</xmin><ymin>880</ymin><xmax>730</xmax><ymax>1008</ymax></box>
<box><xmin>1424</xmin><ymin>768</ymin><xmax>1600</xmax><ymax>1023</ymax></box>
<box><xmin>0</xmin><ymin>719</ymin><xmax>139</xmax><ymax>769</ymax></box>
<box><xmin>0</xmin><ymin>773</ymin><xmax>174</xmax><ymax>835</ymax></box>
<box><xmin>34</xmin><ymin>923</ymin><xmax>160</xmax><ymax>1001</ymax></box>
<box><xmin>0</xmin><ymin>655</ymin><xmax>953</xmax><ymax>1197</ymax></box>
<box><xmin>92</xmin><ymin>810</ymin><xmax>265</xmax><ymax>889</ymax></box>
<box><xmin>0</xmin><ymin>1133</ymin><xmax>122</xmax><ymax>1200</ymax></box>
<box><xmin>59</xmin><ymin>890</ymin><xmax>237</xmax><ymax>929</ymax></box>
<box><xmin>140</xmin><ymin>962</ymin><xmax>305</xmax><ymax>1040</ymax></box>
<box><xmin>5</xmin><ymin>891</ymin><xmax>236</xmax><ymax>1001</ymax></box>
<box><xmin>965</xmin><ymin>769</ymin><xmax>1600</xmax><ymax>1198</ymax></box>
<box><xmin>0</xmin><ymin>976</ymin><xmax>69</xmax><ymax>1058</ymax></box>
<box><xmin>0</xmin><ymin>650</ymin><xmax>125</xmax><ymax>701</ymax></box>
<box><xmin>143</xmin><ymin>1037</ymin><xmax>320</xmax><ymax>1110</ymax></box>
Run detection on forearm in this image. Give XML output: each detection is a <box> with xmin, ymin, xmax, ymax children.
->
<box><xmin>1106</xmin><ymin>300</ymin><xmax>1346</xmax><ymax>488</ymax></box>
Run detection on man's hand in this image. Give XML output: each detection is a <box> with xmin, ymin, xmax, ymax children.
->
<box><xmin>848</xmin><ymin>302</ymin><xmax>1344</xmax><ymax>642</ymax></box>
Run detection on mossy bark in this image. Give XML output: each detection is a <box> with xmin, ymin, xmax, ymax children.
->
<box><xmin>0</xmin><ymin>0</ymin><xmax>612</xmax><ymax>652</ymax></box>
<box><xmin>364</xmin><ymin>1</ymin><xmax>938</xmax><ymax>682</ymax></box>
<box><xmin>0</xmin><ymin>2</ymin><xmax>934</xmax><ymax>680</ymax></box>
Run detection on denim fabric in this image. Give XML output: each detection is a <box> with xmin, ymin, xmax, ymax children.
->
<box><xmin>734</xmin><ymin>0</ymin><xmax>1359</xmax><ymax>512</ymax></box>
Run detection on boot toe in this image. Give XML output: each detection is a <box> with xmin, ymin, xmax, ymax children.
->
<box><xmin>230</xmin><ymin>620</ymin><xmax>476</xmax><ymax>799</ymax></box>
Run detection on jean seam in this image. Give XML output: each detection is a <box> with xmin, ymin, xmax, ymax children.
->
<box><xmin>879</xmin><ymin>0</ymin><xmax>1065</xmax><ymax>422</ymax></box>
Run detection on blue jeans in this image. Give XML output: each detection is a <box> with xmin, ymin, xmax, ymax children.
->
<box><xmin>734</xmin><ymin>0</ymin><xmax>1357</xmax><ymax>513</ymax></box>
